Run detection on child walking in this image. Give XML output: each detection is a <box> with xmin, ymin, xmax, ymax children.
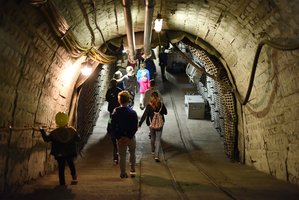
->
<box><xmin>138</xmin><ymin>71</ymin><xmax>150</xmax><ymax>110</ymax></box>
<box><xmin>111</xmin><ymin>91</ymin><xmax>138</xmax><ymax>178</ymax></box>
<box><xmin>39</xmin><ymin>112</ymin><xmax>80</xmax><ymax>185</ymax></box>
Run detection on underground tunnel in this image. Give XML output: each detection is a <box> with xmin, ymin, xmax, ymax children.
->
<box><xmin>0</xmin><ymin>0</ymin><xmax>299</xmax><ymax>199</ymax></box>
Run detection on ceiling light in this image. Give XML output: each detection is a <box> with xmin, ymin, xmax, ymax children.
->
<box><xmin>154</xmin><ymin>14</ymin><xmax>163</xmax><ymax>32</ymax></box>
<box><xmin>80</xmin><ymin>61</ymin><xmax>92</xmax><ymax>76</ymax></box>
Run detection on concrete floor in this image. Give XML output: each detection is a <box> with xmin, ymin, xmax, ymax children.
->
<box><xmin>5</xmin><ymin>70</ymin><xmax>299</xmax><ymax>200</ymax></box>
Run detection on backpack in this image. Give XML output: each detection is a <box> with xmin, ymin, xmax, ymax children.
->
<box><xmin>149</xmin><ymin>104</ymin><xmax>164</xmax><ymax>130</ymax></box>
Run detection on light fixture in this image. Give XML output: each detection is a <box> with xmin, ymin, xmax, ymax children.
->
<box><xmin>80</xmin><ymin>61</ymin><xmax>92</xmax><ymax>76</ymax></box>
<box><xmin>154</xmin><ymin>13</ymin><xmax>163</xmax><ymax>32</ymax></box>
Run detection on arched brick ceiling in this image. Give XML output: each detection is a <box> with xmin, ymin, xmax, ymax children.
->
<box><xmin>51</xmin><ymin>0</ymin><xmax>298</xmax><ymax>52</ymax></box>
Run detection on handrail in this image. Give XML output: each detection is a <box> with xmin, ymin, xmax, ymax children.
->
<box><xmin>0</xmin><ymin>126</ymin><xmax>56</xmax><ymax>133</ymax></box>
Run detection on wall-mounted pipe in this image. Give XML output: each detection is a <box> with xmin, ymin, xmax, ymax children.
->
<box><xmin>122</xmin><ymin>0</ymin><xmax>136</xmax><ymax>64</ymax></box>
<box><xmin>143</xmin><ymin>0</ymin><xmax>155</xmax><ymax>59</ymax></box>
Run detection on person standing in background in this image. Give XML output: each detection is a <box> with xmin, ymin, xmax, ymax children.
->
<box><xmin>144</xmin><ymin>58</ymin><xmax>157</xmax><ymax>80</ymax></box>
<box><xmin>158</xmin><ymin>48</ymin><xmax>168</xmax><ymax>81</ymax></box>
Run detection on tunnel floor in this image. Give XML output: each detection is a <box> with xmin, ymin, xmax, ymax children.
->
<box><xmin>7</xmin><ymin>71</ymin><xmax>299</xmax><ymax>200</ymax></box>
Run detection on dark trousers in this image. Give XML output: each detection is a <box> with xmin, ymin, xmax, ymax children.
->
<box><xmin>129</xmin><ymin>92</ymin><xmax>135</xmax><ymax>108</ymax></box>
<box><xmin>111</xmin><ymin>136</ymin><xmax>118</xmax><ymax>161</ymax></box>
<box><xmin>107</xmin><ymin>113</ymin><xmax>118</xmax><ymax>161</ymax></box>
<box><xmin>56</xmin><ymin>156</ymin><xmax>76</xmax><ymax>185</ymax></box>
<box><xmin>160</xmin><ymin>64</ymin><xmax>166</xmax><ymax>79</ymax></box>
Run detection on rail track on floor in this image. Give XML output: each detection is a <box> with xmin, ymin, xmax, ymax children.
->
<box><xmin>153</xmin><ymin>84</ymin><xmax>239</xmax><ymax>200</ymax></box>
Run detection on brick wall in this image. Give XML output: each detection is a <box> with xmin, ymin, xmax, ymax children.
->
<box><xmin>0</xmin><ymin>1</ymin><xmax>80</xmax><ymax>192</ymax></box>
<box><xmin>197</xmin><ymin>0</ymin><xmax>299</xmax><ymax>185</ymax></box>
<box><xmin>207</xmin><ymin>1</ymin><xmax>299</xmax><ymax>185</ymax></box>
<box><xmin>243</xmin><ymin>48</ymin><xmax>299</xmax><ymax>184</ymax></box>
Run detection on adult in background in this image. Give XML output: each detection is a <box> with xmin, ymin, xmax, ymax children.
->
<box><xmin>105</xmin><ymin>78</ymin><xmax>123</xmax><ymax>164</ymax></box>
<box><xmin>39</xmin><ymin>112</ymin><xmax>80</xmax><ymax>186</ymax></box>
<box><xmin>116</xmin><ymin>66</ymin><xmax>138</xmax><ymax>108</ymax></box>
<box><xmin>111</xmin><ymin>91</ymin><xmax>138</xmax><ymax>178</ymax></box>
<box><xmin>144</xmin><ymin>58</ymin><xmax>157</xmax><ymax>80</ymax></box>
<box><xmin>158</xmin><ymin>48</ymin><xmax>168</xmax><ymax>81</ymax></box>
<box><xmin>139</xmin><ymin>91</ymin><xmax>167</xmax><ymax>162</ymax></box>
<box><xmin>114</xmin><ymin>70</ymin><xmax>124</xmax><ymax>89</ymax></box>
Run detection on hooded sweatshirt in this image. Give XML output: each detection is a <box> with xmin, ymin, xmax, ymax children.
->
<box><xmin>41</xmin><ymin>127</ymin><xmax>80</xmax><ymax>158</ymax></box>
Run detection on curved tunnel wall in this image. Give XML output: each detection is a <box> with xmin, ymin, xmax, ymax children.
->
<box><xmin>0</xmin><ymin>2</ymin><xmax>78</xmax><ymax>193</ymax></box>
<box><xmin>0</xmin><ymin>0</ymin><xmax>299</xmax><ymax>193</ymax></box>
<box><xmin>183</xmin><ymin>33</ymin><xmax>299</xmax><ymax>184</ymax></box>
<box><xmin>0</xmin><ymin>1</ymin><xmax>114</xmax><ymax>192</ymax></box>
<box><xmin>77</xmin><ymin>63</ymin><xmax>116</xmax><ymax>151</ymax></box>
<box><xmin>166</xmin><ymin>0</ymin><xmax>299</xmax><ymax>184</ymax></box>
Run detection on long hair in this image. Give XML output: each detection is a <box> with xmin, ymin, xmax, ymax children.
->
<box><xmin>149</xmin><ymin>91</ymin><xmax>161</xmax><ymax>110</ymax></box>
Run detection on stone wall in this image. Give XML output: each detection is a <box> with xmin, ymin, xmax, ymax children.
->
<box><xmin>202</xmin><ymin>0</ymin><xmax>299</xmax><ymax>185</ymax></box>
<box><xmin>243</xmin><ymin>48</ymin><xmax>299</xmax><ymax>184</ymax></box>
<box><xmin>76</xmin><ymin>64</ymin><xmax>115</xmax><ymax>149</ymax></box>
<box><xmin>0</xmin><ymin>1</ymin><xmax>80</xmax><ymax>192</ymax></box>
<box><xmin>180</xmin><ymin>0</ymin><xmax>299</xmax><ymax>185</ymax></box>
<box><xmin>0</xmin><ymin>0</ymin><xmax>298</xmax><ymax>192</ymax></box>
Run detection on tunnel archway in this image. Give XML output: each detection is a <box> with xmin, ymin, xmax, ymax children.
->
<box><xmin>0</xmin><ymin>0</ymin><xmax>299</xmax><ymax>193</ymax></box>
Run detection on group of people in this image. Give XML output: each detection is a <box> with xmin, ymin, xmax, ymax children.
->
<box><xmin>38</xmin><ymin>55</ymin><xmax>168</xmax><ymax>185</ymax></box>
<box><xmin>114</xmin><ymin>62</ymin><xmax>153</xmax><ymax>110</ymax></box>
<box><xmin>106</xmin><ymin>62</ymin><xmax>167</xmax><ymax>178</ymax></box>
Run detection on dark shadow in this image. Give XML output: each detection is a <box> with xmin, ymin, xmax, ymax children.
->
<box><xmin>5</xmin><ymin>185</ymin><xmax>75</xmax><ymax>200</ymax></box>
<box><xmin>77</xmin><ymin>132</ymin><xmax>113</xmax><ymax>163</ymax></box>
<box><xmin>139</xmin><ymin>174</ymin><xmax>218</xmax><ymax>193</ymax></box>
<box><xmin>161</xmin><ymin>140</ymin><xmax>189</xmax><ymax>160</ymax></box>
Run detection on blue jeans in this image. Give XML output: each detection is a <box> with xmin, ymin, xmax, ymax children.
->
<box><xmin>150</xmin><ymin>128</ymin><xmax>163</xmax><ymax>158</ymax></box>
<box><xmin>117</xmin><ymin>136</ymin><xmax>136</xmax><ymax>175</ymax></box>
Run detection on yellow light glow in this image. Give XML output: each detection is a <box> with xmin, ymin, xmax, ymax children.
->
<box><xmin>59</xmin><ymin>56</ymin><xmax>85</xmax><ymax>98</ymax></box>
<box><xmin>154</xmin><ymin>18</ymin><xmax>163</xmax><ymax>32</ymax></box>
<box><xmin>62</xmin><ymin>60</ymin><xmax>78</xmax><ymax>86</ymax></box>
<box><xmin>80</xmin><ymin>66</ymin><xmax>92</xmax><ymax>76</ymax></box>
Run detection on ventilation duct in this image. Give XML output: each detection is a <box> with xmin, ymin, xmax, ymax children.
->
<box><xmin>143</xmin><ymin>0</ymin><xmax>155</xmax><ymax>59</ymax></box>
<box><xmin>122</xmin><ymin>0</ymin><xmax>136</xmax><ymax>64</ymax></box>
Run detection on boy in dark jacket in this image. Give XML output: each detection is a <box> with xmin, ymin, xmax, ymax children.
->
<box><xmin>111</xmin><ymin>90</ymin><xmax>138</xmax><ymax>178</ymax></box>
<box><xmin>40</xmin><ymin>112</ymin><xmax>80</xmax><ymax>185</ymax></box>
